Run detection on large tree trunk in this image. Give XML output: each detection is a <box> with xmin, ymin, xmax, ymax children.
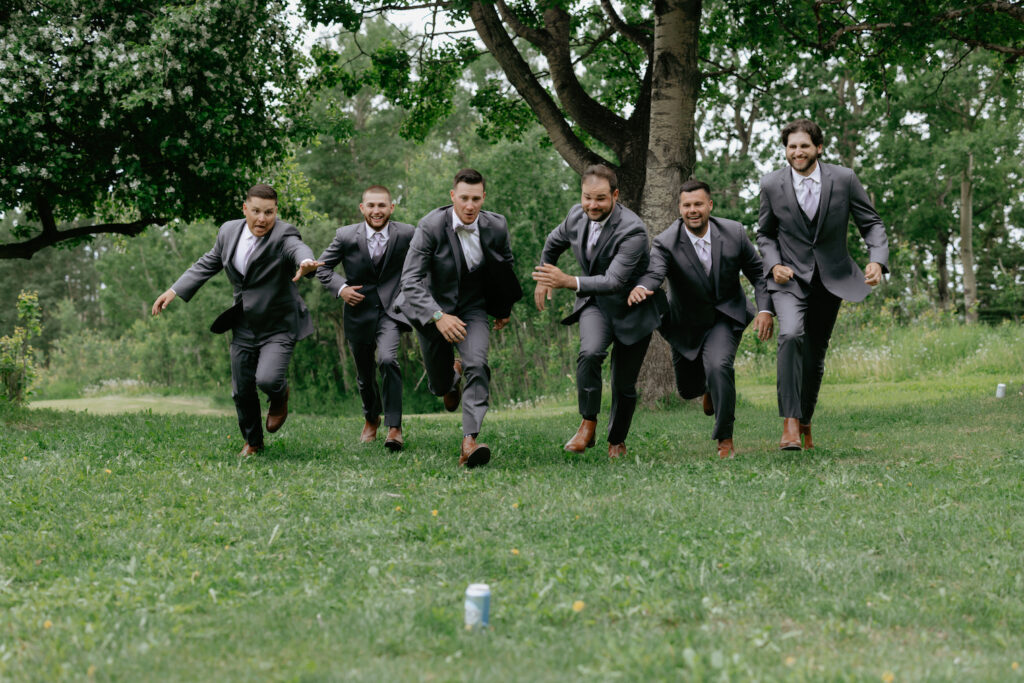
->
<box><xmin>959</xmin><ymin>152</ymin><xmax>978</xmax><ymax>323</ymax></box>
<box><xmin>637</xmin><ymin>0</ymin><xmax>702</xmax><ymax>406</ymax></box>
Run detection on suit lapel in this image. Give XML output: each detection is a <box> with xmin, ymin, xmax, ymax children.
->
<box><xmin>814</xmin><ymin>163</ymin><xmax>834</xmax><ymax>241</ymax></box>
<box><xmin>710</xmin><ymin>220</ymin><xmax>723</xmax><ymax>296</ymax></box>
<box><xmin>356</xmin><ymin>223</ymin><xmax>372</xmax><ymax>270</ymax></box>
<box><xmin>780</xmin><ymin>169</ymin><xmax>804</xmax><ymax>231</ymax></box>
<box><xmin>571</xmin><ymin>211</ymin><xmax>589</xmax><ymax>274</ymax></box>
<box><xmin>225</xmin><ymin>220</ymin><xmax>247</xmax><ymax>280</ymax></box>
<box><xmin>443</xmin><ymin>208</ymin><xmax>463</xmax><ymax>279</ymax></box>
<box><xmin>677</xmin><ymin>221</ymin><xmax>713</xmax><ymax>297</ymax></box>
<box><xmin>243</xmin><ymin>219</ymin><xmax>277</xmax><ymax>282</ymax></box>
<box><xmin>590</xmin><ymin>204</ymin><xmax>618</xmax><ymax>271</ymax></box>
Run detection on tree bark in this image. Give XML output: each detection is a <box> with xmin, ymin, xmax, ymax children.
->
<box><xmin>959</xmin><ymin>151</ymin><xmax>978</xmax><ymax>323</ymax></box>
<box><xmin>637</xmin><ymin>0</ymin><xmax>702</xmax><ymax>406</ymax></box>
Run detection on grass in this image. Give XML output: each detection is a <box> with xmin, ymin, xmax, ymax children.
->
<box><xmin>2</xmin><ymin>371</ymin><xmax>1024</xmax><ymax>681</ymax></box>
<box><xmin>28</xmin><ymin>395</ymin><xmax>234</xmax><ymax>416</ymax></box>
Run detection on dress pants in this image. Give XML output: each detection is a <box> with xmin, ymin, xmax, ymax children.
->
<box><xmin>671</xmin><ymin>314</ymin><xmax>745</xmax><ymax>440</ymax></box>
<box><xmin>230</xmin><ymin>325</ymin><xmax>295</xmax><ymax>448</ymax></box>
<box><xmin>576</xmin><ymin>303</ymin><xmax>652</xmax><ymax>444</ymax></box>
<box><xmin>350</xmin><ymin>315</ymin><xmax>403</xmax><ymax>427</ymax></box>
<box><xmin>416</xmin><ymin>307</ymin><xmax>490</xmax><ymax>435</ymax></box>
<box><xmin>772</xmin><ymin>272</ymin><xmax>842</xmax><ymax>422</ymax></box>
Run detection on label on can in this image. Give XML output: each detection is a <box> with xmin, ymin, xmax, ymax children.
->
<box><xmin>464</xmin><ymin>583</ymin><xmax>490</xmax><ymax>629</ymax></box>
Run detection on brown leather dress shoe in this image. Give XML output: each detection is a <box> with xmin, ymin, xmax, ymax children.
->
<box><xmin>608</xmin><ymin>442</ymin><xmax>627</xmax><ymax>458</ymax></box>
<box><xmin>459</xmin><ymin>435</ymin><xmax>491</xmax><ymax>468</ymax></box>
<box><xmin>780</xmin><ymin>417</ymin><xmax>802</xmax><ymax>450</ymax></box>
<box><xmin>799</xmin><ymin>422</ymin><xmax>814</xmax><ymax>450</ymax></box>
<box><xmin>360</xmin><ymin>416</ymin><xmax>381</xmax><ymax>443</ymax></box>
<box><xmin>717</xmin><ymin>438</ymin><xmax>735</xmax><ymax>459</ymax></box>
<box><xmin>702</xmin><ymin>392</ymin><xmax>714</xmax><ymax>416</ymax></box>
<box><xmin>443</xmin><ymin>360</ymin><xmax>463</xmax><ymax>412</ymax></box>
<box><xmin>266</xmin><ymin>387</ymin><xmax>289</xmax><ymax>433</ymax></box>
<box><xmin>564</xmin><ymin>419</ymin><xmax>597</xmax><ymax>453</ymax></box>
<box><xmin>238</xmin><ymin>443</ymin><xmax>263</xmax><ymax>458</ymax></box>
<box><xmin>384</xmin><ymin>426</ymin><xmax>404</xmax><ymax>452</ymax></box>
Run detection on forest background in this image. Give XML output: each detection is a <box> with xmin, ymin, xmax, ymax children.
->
<box><xmin>1</xmin><ymin>1</ymin><xmax>1022</xmax><ymax>415</ymax></box>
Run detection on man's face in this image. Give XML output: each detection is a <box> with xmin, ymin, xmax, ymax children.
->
<box><xmin>242</xmin><ymin>196</ymin><xmax>278</xmax><ymax>237</ymax></box>
<box><xmin>580</xmin><ymin>176</ymin><xmax>618</xmax><ymax>222</ymax></box>
<box><xmin>679</xmin><ymin>189</ymin><xmax>713</xmax><ymax>236</ymax></box>
<box><xmin>360</xmin><ymin>191</ymin><xmax>394</xmax><ymax>230</ymax></box>
<box><xmin>450</xmin><ymin>182</ymin><xmax>485</xmax><ymax>225</ymax></box>
<box><xmin>785</xmin><ymin>131</ymin><xmax>822</xmax><ymax>176</ymax></box>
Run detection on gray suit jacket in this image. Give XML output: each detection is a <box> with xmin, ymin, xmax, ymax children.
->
<box><xmin>172</xmin><ymin>218</ymin><xmax>315</xmax><ymax>340</ymax></box>
<box><xmin>540</xmin><ymin>202</ymin><xmax>660</xmax><ymax>346</ymax></box>
<box><xmin>638</xmin><ymin>217</ymin><xmax>772</xmax><ymax>360</ymax></box>
<box><xmin>757</xmin><ymin>162</ymin><xmax>889</xmax><ymax>302</ymax></box>
<box><xmin>315</xmin><ymin>221</ymin><xmax>414</xmax><ymax>344</ymax></box>
<box><xmin>398</xmin><ymin>206</ymin><xmax>519</xmax><ymax>327</ymax></box>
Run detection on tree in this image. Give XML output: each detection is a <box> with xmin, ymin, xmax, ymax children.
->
<box><xmin>0</xmin><ymin>0</ymin><xmax>311</xmax><ymax>259</ymax></box>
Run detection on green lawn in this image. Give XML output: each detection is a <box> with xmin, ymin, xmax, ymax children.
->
<box><xmin>2</xmin><ymin>375</ymin><xmax>1023</xmax><ymax>680</ymax></box>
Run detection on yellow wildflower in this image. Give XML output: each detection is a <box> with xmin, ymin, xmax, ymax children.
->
<box><xmin>572</xmin><ymin>600</ymin><xmax>585</xmax><ymax>612</ymax></box>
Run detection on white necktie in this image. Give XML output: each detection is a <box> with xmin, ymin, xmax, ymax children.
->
<box><xmin>370</xmin><ymin>232</ymin><xmax>386</xmax><ymax>264</ymax></box>
<box><xmin>586</xmin><ymin>221</ymin><xmax>601</xmax><ymax>260</ymax></box>
<box><xmin>697</xmin><ymin>238</ymin><xmax>711</xmax><ymax>276</ymax></box>
<box><xmin>800</xmin><ymin>177</ymin><xmax>818</xmax><ymax>217</ymax></box>
<box><xmin>455</xmin><ymin>223</ymin><xmax>482</xmax><ymax>270</ymax></box>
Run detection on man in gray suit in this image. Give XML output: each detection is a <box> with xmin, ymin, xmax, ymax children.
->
<box><xmin>533</xmin><ymin>164</ymin><xmax>660</xmax><ymax>459</ymax></box>
<box><xmin>398</xmin><ymin>168</ymin><xmax>521</xmax><ymax>468</ymax></box>
<box><xmin>315</xmin><ymin>185</ymin><xmax>414</xmax><ymax>451</ymax></box>
<box><xmin>152</xmin><ymin>184</ymin><xmax>323</xmax><ymax>456</ymax></box>
<box><xmin>757</xmin><ymin>119</ymin><xmax>889</xmax><ymax>450</ymax></box>
<box><xmin>629</xmin><ymin>180</ymin><xmax>774</xmax><ymax>459</ymax></box>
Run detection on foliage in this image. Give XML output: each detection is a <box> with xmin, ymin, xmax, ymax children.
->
<box><xmin>0</xmin><ymin>290</ymin><xmax>42</xmax><ymax>402</ymax></box>
<box><xmin>0</xmin><ymin>0</ymin><xmax>313</xmax><ymax>258</ymax></box>
<box><xmin>3</xmin><ymin>370</ymin><xmax>1024</xmax><ymax>678</ymax></box>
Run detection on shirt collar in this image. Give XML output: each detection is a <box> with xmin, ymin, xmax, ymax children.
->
<box><xmin>365</xmin><ymin>221</ymin><xmax>390</xmax><ymax>241</ymax></box>
<box><xmin>684</xmin><ymin>220</ymin><xmax>714</xmax><ymax>247</ymax></box>
<box><xmin>791</xmin><ymin>162</ymin><xmax>822</xmax><ymax>188</ymax></box>
<box><xmin>451</xmin><ymin>208</ymin><xmax>479</xmax><ymax>232</ymax></box>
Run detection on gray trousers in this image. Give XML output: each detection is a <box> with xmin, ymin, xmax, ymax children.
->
<box><xmin>350</xmin><ymin>315</ymin><xmax>403</xmax><ymax>427</ymax></box>
<box><xmin>577</xmin><ymin>304</ymin><xmax>652</xmax><ymax>444</ymax></box>
<box><xmin>772</xmin><ymin>275</ymin><xmax>842</xmax><ymax>422</ymax></box>
<box><xmin>670</xmin><ymin>315</ymin><xmax>744</xmax><ymax>440</ymax></box>
<box><xmin>230</xmin><ymin>326</ymin><xmax>295</xmax><ymax>448</ymax></box>
<box><xmin>417</xmin><ymin>307</ymin><xmax>490</xmax><ymax>435</ymax></box>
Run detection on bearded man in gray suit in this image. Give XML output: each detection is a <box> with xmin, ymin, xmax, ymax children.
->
<box><xmin>398</xmin><ymin>168</ymin><xmax>522</xmax><ymax>468</ymax></box>
<box><xmin>152</xmin><ymin>184</ymin><xmax>323</xmax><ymax>457</ymax></box>
<box><xmin>533</xmin><ymin>164</ymin><xmax>661</xmax><ymax>459</ymax></box>
<box><xmin>757</xmin><ymin>119</ymin><xmax>889</xmax><ymax>450</ymax></box>
<box><xmin>629</xmin><ymin>180</ymin><xmax>774</xmax><ymax>459</ymax></box>
<box><xmin>315</xmin><ymin>185</ymin><xmax>414</xmax><ymax>451</ymax></box>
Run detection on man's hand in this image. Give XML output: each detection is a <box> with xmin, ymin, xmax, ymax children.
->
<box><xmin>532</xmin><ymin>263</ymin><xmax>575</xmax><ymax>290</ymax></box>
<box><xmin>864</xmin><ymin>262</ymin><xmax>883</xmax><ymax>287</ymax></box>
<box><xmin>436</xmin><ymin>313</ymin><xmax>467</xmax><ymax>343</ymax></box>
<box><xmin>151</xmin><ymin>289</ymin><xmax>176</xmax><ymax>316</ymax></box>
<box><xmin>772</xmin><ymin>264</ymin><xmax>794</xmax><ymax>284</ymax></box>
<box><xmin>628</xmin><ymin>286</ymin><xmax>654</xmax><ymax>306</ymax></box>
<box><xmin>533</xmin><ymin>283</ymin><xmax>552</xmax><ymax>312</ymax></box>
<box><xmin>340</xmin><ymin>285</ymin><xmax>365</xmax><ymax>306</ymax></box>
<box><xmin>493</xmin><ymin>317</ymin><xmax>510</xmax><ymax>331</ymax></box>
<box><xmin>293</xmin><ymin>259</ymin><xmax>325</xmax><ymax>282</ymax></box>
<box><xmin>753</xmin><ymin>312</ymin><xmax>774</xmax><ymax>341</ymax></box>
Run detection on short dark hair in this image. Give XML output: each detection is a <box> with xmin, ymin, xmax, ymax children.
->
<box><xmin>246</xmin><ymin>183</ymin><xmax>277</xmax><ymax>202</ymax></box>
<box><xmin>678</xmin><ymin>179</ymin><xmax>711</xmax><ymax>197</ymax></box>
<box><xmin>362</xmin><ymin>185</ymin><xmax>392</xmax><ymax>202</ymax></box>
<box><xmin>581</xmin><ymin>164</ymin><xmax>618</xmax><ymax>193</ymax></box>
<box><xmin>453</xmin><ymin>168</ymin><xmax>485</xmax><ymax>189</ymax></box>
<box><xmin>781</xmin><ymin>119</ymin><xmax>824</xmax><ymax>148</ymax></box>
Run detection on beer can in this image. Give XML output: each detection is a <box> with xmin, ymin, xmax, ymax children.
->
<box><xmin>464</xmin><ymin>583</ymin><xmax>490</xmax><ymax>629</ymax></box>
<box><xmin>996</xmin><ymin>383</ymin><xmax>1007</xmax><ymax>398</ymax></box>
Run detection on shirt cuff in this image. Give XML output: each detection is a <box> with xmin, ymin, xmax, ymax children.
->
<box><xmin>575</xmin><ymin>277</ymin><xmax>581</xmax><ymax>292</ymax></box>
<box><xmin>758</xmin><ymin>310</ymin><xmax>773</xmax><ymax>316</ymax></box>
<box><xmin>338</xmin><ymin>284</ymin><xmax>347</xmax><ymax>297</ymax></box>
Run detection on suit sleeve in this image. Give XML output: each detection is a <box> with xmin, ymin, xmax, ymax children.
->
<box><xmin>636</xmin><ymin>233</ymin><xmax>670</xmax><ymax>293</ymax></box>
<box><xmin>315</xmin><ymin>230</ymin><xmax>348</xmax><ymax>296</ymax></box>
<box><xmin>756</xmin><ymin>181</ymin><xmax>783</xmax><ymax>279</ymax></box>
<box><xmin>171</xmin><ymin>233</ymin><xmax>225</xmax><ymax>302</ymax></box>
<box><xmin>539</xmin><ymin>214</ymin><xmax>572</xmax><ymax>266</ymax></box>
<box><xmin>577</xmin><ymin>227</ymin><xmax>648</xmax><ymax>295</ymax></box>
<box><xmin>399</xmin><ymin>223</ymin><xmax>443</xmax><ymax>327</ymax></box>
<box><xmin>847</xmin><ymin>172</ymin><xmax>890</xmax><ymax>272</ymax></box>
<box><xmin>282</xmin><ymin>230</ymin><xmax>315</xmax><ymax>269</ymax></box>
<box><xmin>739</xmin><ymin>231</ymin><xmax>774</xmax><ymax>314</ymax></box>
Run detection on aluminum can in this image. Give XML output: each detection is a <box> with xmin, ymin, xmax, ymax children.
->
<box><xmin>997</xmin><ymin>383</ymin><xmax>1007</xmax><ymax>398</ymax></box>
<box><xmin>464</xmin><ymin>583</ymin><xmax>490</xmax><ymax>629</ymax></box>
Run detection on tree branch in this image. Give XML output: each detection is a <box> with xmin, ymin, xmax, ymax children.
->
<box><xmin>598</xmin><ymin>0</ymin><xmax>653</xmax><ymax>59</ymax></box>
<box><xmin>0</xmin><ymin>217</ymin><xmax>169</xmax><ymax>260</ymax></box>
<box><xmin>493</xmin><ymin>0</ymin><xmax>549</xmax><ymax>48</ymax></box>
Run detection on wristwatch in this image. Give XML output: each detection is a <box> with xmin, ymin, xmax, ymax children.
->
<box><xmin>432</xmin><ymin>310</ymin><xmax>444</xmax><ymax>323</ymax></box>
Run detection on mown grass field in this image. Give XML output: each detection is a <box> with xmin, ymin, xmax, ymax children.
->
<box><xmin>2</xmin><ymin>369</ymin><xmax>1023</xmax><ymax>680</ymax></box>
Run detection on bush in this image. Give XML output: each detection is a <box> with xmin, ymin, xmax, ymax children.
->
<box><xmin>0</xmin><ymin>290</ymin><xmax>42</xmax><ymax>403</ymax></box>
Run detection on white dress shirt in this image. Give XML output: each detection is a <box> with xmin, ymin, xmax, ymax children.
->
<box><xmin>451</xmin><ymin>209</ymin><xmax>483</xmax><ymax>270</ymax></box>
<box><xmin>575</xmin><ymin>213</ymin><xmax>612</xmax><ymax>291</ymax></box>
<box><xmin>233</xmin><ymin>227</ymin><xmax>262</xmax><ymax>277</ymax></box>
<box><xmin>791</xmin><ymin>163</ymin><xmax>822</xmax><ymax>218</ymax></box>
